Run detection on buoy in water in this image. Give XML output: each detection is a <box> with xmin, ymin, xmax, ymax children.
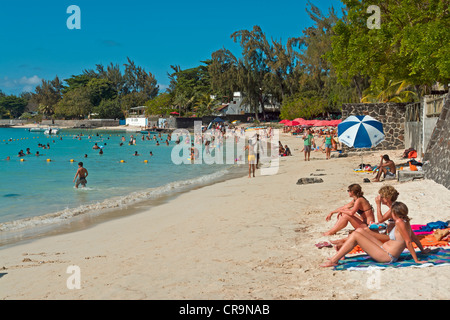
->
<box><xmin>70</xmin><ymin>159</ymin><xmax>75</xmax><ymax>162</ymax></box>
<box><xmin>144</xmin><ymin>160</ymin><xmax>148</xmax><ymax>163</ymax></box>
<box><xmin>120</xmin><ymin>160</ymin><xmax>125</xmax><ymax>163</ymax></box>
<box><xmin>47</xmin><ymin>159</ymin><xmax>51</xmax><ymax>162</ymax></box>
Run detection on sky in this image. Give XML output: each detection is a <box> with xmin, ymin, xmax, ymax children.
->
<box><xmin>0</xmin><ymin>0</ymin><xmax>345</xmax><ymax>96</ymax></box>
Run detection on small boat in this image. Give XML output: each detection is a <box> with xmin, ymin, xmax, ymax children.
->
<box><xmin>44</xmin><ymin>127</ymin><xmax>60</xmax><ymax>135</ymax></box>
<box><xmin>29</xmin><ymin>126</ymin><xmax>46</xmax><ymax>132</ymax></box>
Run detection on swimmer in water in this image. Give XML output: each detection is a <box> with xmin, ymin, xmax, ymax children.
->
<box><xmin>73</xmin><ymin>162</ymin><xmax>88</xmax><ymax>189</ymax></box>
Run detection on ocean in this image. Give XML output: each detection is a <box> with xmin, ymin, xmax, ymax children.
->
<box><xmin>0</xmin><ymin>127</ymin><xmax>244</xmax><ymax>245</ymax></box>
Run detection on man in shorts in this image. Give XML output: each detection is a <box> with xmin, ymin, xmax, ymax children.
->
<box><xmin>73</xmin><ymin>162</ymin><xmax>88</xmax><ymax>188</ymax></box>
<box><xmin>373</xmin><ymin>155</ymin><xmax>396</xmax><ymax>182</ymax></box>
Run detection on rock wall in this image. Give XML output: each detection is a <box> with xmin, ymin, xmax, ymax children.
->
<box><xmin>341</xmin><ymin>103</ymin><xmax>408</xmax><ymax>152</ymax></box>
<box><xmin>423</xmin><ymin>94</ymin><xmax>450</xmax><ymax>189</ymax></box>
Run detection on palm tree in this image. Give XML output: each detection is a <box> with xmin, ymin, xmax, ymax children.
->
<box><xmin>194</xmin><ymin>94</ymin><xmax>219</xmax><ymax>117</ymax></box>
<box><xmin>38</xmin><ymin>103</ymin><xmax>54</xmax><ymax>119</ymax></box>
<box><xmin>361</xmin><ymin>80</ymin><xmax>418</xmax><ymax>103</ymax></box>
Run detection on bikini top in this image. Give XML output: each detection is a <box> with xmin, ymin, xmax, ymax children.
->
<box><xmin>389</xmin><ymin>226</ymin><xmax>397</xmax><ymax>241</ymax></box>
<box><xmin>389</xmin><ymin>220</ymin><xmax>410</xmax><ymax>241</ymax></box>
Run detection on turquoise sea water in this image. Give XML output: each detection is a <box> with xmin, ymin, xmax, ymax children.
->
<box><xmin>0</xmin><ymin>127</ymin><xmax>240</xmax><ymax>240</ymax></box>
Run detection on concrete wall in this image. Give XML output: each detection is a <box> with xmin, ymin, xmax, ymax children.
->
<box><xmin>423</xmin><ymin>94</ymin><xmax>450</xmax><ymax>189</ymax></box>
<box><xmin>0</xmin><ymin>119</ymin><xmax>27</xmax><ymax>126</ymax></box>
<box><xmin>341</xmin><ymin>103</ymin><xmax>408</xmax><ymax>152</ymax></box>
<box><xmin>405</xmin><ymin>98</ymin><xmax>441</xmax><ymax>157</ymax></box>
<box><xmin>40</xmin><ymin>119</ymin><xmax>119</xmax><ymax>127</ymax></box>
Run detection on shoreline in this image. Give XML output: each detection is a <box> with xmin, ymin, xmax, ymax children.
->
<box><xmin>0</xmin><ymin>133</ymin><xmax>449</xmax><ymax>299</ymax></box>
<box><xmin>0</xmin><ymin>162</ymin><xmax>247</xmax><ymax>249</ymax></box>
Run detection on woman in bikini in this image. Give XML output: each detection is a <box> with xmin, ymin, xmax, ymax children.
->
<box><xmin>320</xmin><ymin>202</ymin><xmax>430</xmax><ymax>267</ymax></box>
<box><xmin>323</xmin><ymin>184</ymin><xmax>375</xmax><ymax>236</ymax></box>
<box><xmin>330</xmin><ymin>185</ymin><xmax>400</xmax><ymax>249</ymax></box>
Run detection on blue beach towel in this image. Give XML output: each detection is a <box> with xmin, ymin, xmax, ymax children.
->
<box><xmin>334</xmin><ymin>248</ymin><xmax>450</xmax><ymax>271</ymax></box>
<box><xmin>419</xmin><ymin>221</ymin><xmax>448</xmax><ymax>232</ymax></box>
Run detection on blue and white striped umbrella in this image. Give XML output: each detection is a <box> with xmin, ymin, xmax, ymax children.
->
<box><xmin>338</xmin><ymin>115</ymin><xmax>385</xmax><ymax>149</ymax></box>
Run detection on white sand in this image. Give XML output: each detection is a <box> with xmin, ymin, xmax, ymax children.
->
<box><xmin>0</xmin><ymin>133</ymin><xmax>449</xmax><ymax>300</ymax></box>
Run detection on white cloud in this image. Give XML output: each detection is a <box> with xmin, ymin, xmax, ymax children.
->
<box><xmin>0</xmin><ymin>75</ymin><xmax>42</xmax><ymax>94</ymax></box>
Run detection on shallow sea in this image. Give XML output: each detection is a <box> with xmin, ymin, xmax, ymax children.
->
<box><xmin>0</xmin><ymin>127</ymin><xmax>244</xmax><ymax>245</ymax></box>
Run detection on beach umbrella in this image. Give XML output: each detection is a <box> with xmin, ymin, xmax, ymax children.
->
<box><xmin>331</xmin><ymin>119</ymin><xmax>342</xmax><ymax>126</ymax></box>
<box><xmin>284</xmin><ymin>120</ymin><xmax>300</xmax><ymax>126</ymax></box>
<box><xmin>338</xmin><ymin>115</ymin><xmax>384</xmax><ymax>149</ymax></box>
<box><xmin>213</xmin><ymin>117</ymin><xmax>224</xmax><ymax>123</ymax></box>
<box><xmin>304</xmin><ymin>120</ymin><xmax>316</xmax><ymax>126</ymax></box>
<box><xmin>170</xmin><ymin>111</ymin><xmax>179</xmax><ymax>115</ymax></box>
<box><xmin>313</xmin><ymin>120</ymin><xmax>329</xmax><ymax>127</ymax></box>
<box><xmin>279</xmin><ymin>119</ymin><xmax>290</xmax><ymax>124</ymax></box>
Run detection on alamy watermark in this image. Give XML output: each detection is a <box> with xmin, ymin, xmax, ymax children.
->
<box><xmin>67</xmin><ymin>5</ymin><xmax>81</xmax><ymax>30</ymax></box>
<box><xmin>66</xmin><ymin>265</ymin><xmax>81</xmax><ymax>289</ymax></box>
<box><xmin>170</xmin><ymin>122</ymin><xmax>279</xmax><ymax>176</ymax></box>
<box><xmin>367</xmin><ymin>5</ymin><xmax>381</xmax><ymax>29</ymax></box>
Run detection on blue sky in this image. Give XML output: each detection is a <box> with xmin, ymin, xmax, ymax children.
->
<box><xmin>0</xmin><ymin>0</ymin><xmax>344</xmax><ymax>95</ymax></box>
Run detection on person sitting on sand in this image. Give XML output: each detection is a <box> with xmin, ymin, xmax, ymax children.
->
<box><xmin>320</xmin><ymin>202</ymin><xmax>431</xmax><ymax>267</ymax></box>
<box><xmin>324</xmin><ymin>184</ymin><xmax>375</xmax><ymax>236</ymax></box>
<box><xmin>373</xmin><ymin>154</ymin><xmax>396</xmax><ymax>182</ymax></box>
<box><xmin>284</xmin><ymin>145</ymin><xmax>291</xmax><ymax>156</ymax></box>
<box><xmin>331</xmin><ymin>186</ymin><xmax>399</xmax><ymax>250</ymax></box>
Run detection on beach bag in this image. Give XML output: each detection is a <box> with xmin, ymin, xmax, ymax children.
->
<box><xmin>408</xmin><ymin>150</ymin><xmax>417</xmax><ymax>158</ymax></box>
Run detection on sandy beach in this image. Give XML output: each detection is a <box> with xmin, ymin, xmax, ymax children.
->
<box><xmin>0</xmin><ymin>131</ymin><xmax>449</xmax><ymax>300</ymax></box>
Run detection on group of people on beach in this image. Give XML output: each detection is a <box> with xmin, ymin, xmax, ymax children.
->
<box><xmin>301</xmin><ymin>128</ymin><xmax>339</xmax><ymax>161</ymax></box>
<box><xmin>320</xmin><ymin>184</ymin><xmax>431</xmax><ymax>267</ymax></box>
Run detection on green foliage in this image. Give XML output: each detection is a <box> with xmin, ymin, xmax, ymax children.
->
<box><xmin>0</xmin><ymin>105</ymin><xmax>9</xmax><ymax>119</ymax></box>
<box><xmin>86</xmin><ymin>78</ymin><xmax>117</xmax><ymax>106</ymax></box>
<box><xmin>145</xmin><ymin>93</ymin><xmax>173</xmax><ymax>116</ymax></box>
<box><xmin>328</xmin><ymin>0</ymin><xmax>450</xmax><ymax>95</ymax></box>
<box><xmin>93</xmin><ymin>99</ymin><xmax>122</xmax><ymax>119</ymax></box>
<box><xmin>0</xmin><ymin>95</ymin><xmax>28</xmax><ymax>119</ymax></box>
<box><xmin>280</xmin><ymin>94</ymin><xmax>329</xmax><ymax>120</ymax></box>
<box><xmin>168</xmin><ymin>63</ymin><xmax>212</xmax><ymax>115</ymax></box>
<box><xmin>54</xmin><ymin>87</ymin><xmax>93</xmax><ymax>119</ymax></box>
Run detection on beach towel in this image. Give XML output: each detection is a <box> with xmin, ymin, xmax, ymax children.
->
<box><xmin>411</xmin><ymin>224</ymin><xmax>433</xmax><ymax>236</ymax></box>
<box><xmin>347</xmin><ymin>232</ymin><xmax>450</xmax><ymax>255</ymax></box>
<box><xmin>334</xmin><ymin>248</ymin><xmax>450</xmax><ymax>271</ymax></box>
<box><xmin>418</xmin><ymin>221</ymin><xmax>448</xmax><ymax>232</ymax></box>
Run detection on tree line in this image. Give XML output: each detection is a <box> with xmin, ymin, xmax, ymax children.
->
<box><xmin>1</xmin><ymin>1</ymin><xmax>448</xmax><ymax>121</ymax></box>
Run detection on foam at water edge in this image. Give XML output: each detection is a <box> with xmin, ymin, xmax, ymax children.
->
<box><xmin>0</xmin><ymin>167</ymin><xmax>234</xmax><ymax>232</ymax></box>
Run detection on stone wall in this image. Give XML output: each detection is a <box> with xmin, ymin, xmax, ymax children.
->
<box><xmin>423</xmin><ymin>94</ymin><xmax>450</xmax><ymax>189</ymax></box>
<box><xmin>341</xmin><ymin>103</ymin><xmax>408</xmax><ymax>152</ymax></box>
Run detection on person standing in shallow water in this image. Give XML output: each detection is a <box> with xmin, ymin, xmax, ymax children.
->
<box><xmin>73</xmin><ymin>162</ymin><xmax>88</xmax><ymax>188</ymax></box>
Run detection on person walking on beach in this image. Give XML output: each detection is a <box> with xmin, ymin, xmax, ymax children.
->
<box><xmin>73</xmin><ymin>162</ymin><xmax>88</xmax><ymax>189</ymax></box>
<box><xmin>245</xmin><ymin>139</ymin><xmax>257</xmax><ymax>178</ymax></box>
<box><xmin>303</xmin><ymin>129</ymin><xmax>314</xmax><ymax>161</ymax></box>
<box><xmin>323</xmin><ymin>130</ymin><xmax>332</xmax><ymax>160</ymax></box>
